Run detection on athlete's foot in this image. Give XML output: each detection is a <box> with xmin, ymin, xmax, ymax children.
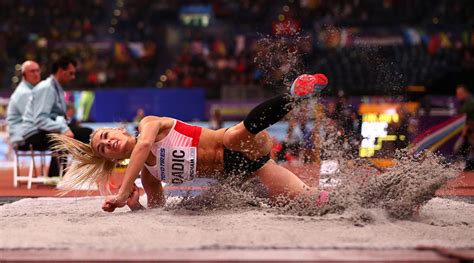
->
<box><xmin>315</xmin><ymin>190</ymin><xmax>330</xmax><ymax>208</ymax></box>
<box><xmin>290</xmin><ymin>73</ymin><xmax>328</xmax><ymax>98</ymax></box>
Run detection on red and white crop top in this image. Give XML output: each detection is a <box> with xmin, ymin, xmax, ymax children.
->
<box><xmin>143</xmin><ymin>120</ymin><xmax>202</xmax><ymax>184</ymax></box>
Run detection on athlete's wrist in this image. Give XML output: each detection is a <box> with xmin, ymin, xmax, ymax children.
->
<box><xmin>114</xmin><ymin>193</ymin><xmax>128</xmax><ymax>204</ymax></box>
<box><xmin>117</xmin><ymin>184</ymin><xmax>133</xmax><ymax>201</ymax></box>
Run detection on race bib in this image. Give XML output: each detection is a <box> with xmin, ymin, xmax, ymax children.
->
<box><xmin>158</xmin><ymin>146</ymin><xmax>196</xmax><ymax>184</ymax></box>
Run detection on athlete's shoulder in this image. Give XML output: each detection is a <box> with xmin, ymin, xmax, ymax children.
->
<box><xmin>140</xmin><ymin>115</ymin><xmax>175</xmax><ymax>124</ymax></box>
<box><xmin>139</xmin><ymin>116</ymin><xmax>175</xmax><ymax>130</ymax></box>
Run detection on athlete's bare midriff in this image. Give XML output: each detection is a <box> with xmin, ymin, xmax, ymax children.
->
<box><xmin>195</xmin><ymin>128</ymin><xmax>226</xmax><ymax>175</ymax></box>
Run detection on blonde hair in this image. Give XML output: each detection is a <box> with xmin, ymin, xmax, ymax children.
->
<box><xmin>49</xmin><ymin>131</ymin><xmax>116</xmax><ymax>196</ymax></box>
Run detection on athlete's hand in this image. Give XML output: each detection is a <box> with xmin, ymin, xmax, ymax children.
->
<box><xmin>102</xmin><ymin>195</ymin><xmax>127</xmax><ymax>212</ymax></box>
<box><xmin>102</xmin><ymin>200</ymin><xmax>117</xmax><ymax>212</ymax></box>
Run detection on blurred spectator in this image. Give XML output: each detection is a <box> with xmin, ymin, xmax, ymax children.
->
<box><xmin>133</xmin><ymin>108</ymin><xmax>146</xmax><ymax>133</ymax></box>
<box><xmin>275</xmin><ymin>118</ymin><xmax>303</xmax><ymax>162</ymax></box>
<box><xmin>134</xmin><ymin>108</ymin><xmax>146</xmax><ymax>124</ymax></box>
<box><xmin>407</xmin><ymin>109</ymin><xmax>419</xmax><ymax>142</ymax></box>
<box><xmin>455</xmin><ymin>84</ymin><xmax>474</xmax><ymax>170</ymax></box>
<box><xmin>66</xmin><ymin>103</ymin><xmax>80</xmax><ymax>128</ymax></box>
<box><xmin>335</xmin><ymin>93</ymin><xmax>354</xmax><ymax>135</ymax></box>
<box><xmin>456</xmin><ymin>84</ymin><xmax>474</xmax><ymax>124</ymax></box>
<box><xmin>297</xmin><ymin>104</ymin><xmax>317</xmax><ymax>163</ymax></box>
<box><xmin>6</xmin><ymin>60</ymin><xmax>41</xmax><ymax>147</ymax></box>
<box><xmin>209</xmin><ymin>108</ymin><xmax>223</xmax><ymax>130</ymax></box>
<box><xmin>349</xmin><ymin>110</ymin><xmax>362</xmax><ymax>137</ymax></box>
<box><xmin>346</xmin><ymin>110</ymin><xmax>362</xmax><ymax>155</ymax></box>
<box><xmin>394</xmin><ymin>107</ymin><xmax>410</xmax><ymax>150</ymax></box>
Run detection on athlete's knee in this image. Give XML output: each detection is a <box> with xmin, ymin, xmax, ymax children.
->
<box><xmin>223</xmin><ymin>123</ymin><xmax>253</xmax><ymax>148</ymax></box>
<box><xmin>256</xmin><ymin>131</ymin><xmax>273</xmax><ymax>150</ymax></box>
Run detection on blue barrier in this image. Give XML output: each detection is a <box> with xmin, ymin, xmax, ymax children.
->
<box><xmin>90</xmin><ymin>88</ymin><xmax>206</xmax><ymax>122</ymax></box>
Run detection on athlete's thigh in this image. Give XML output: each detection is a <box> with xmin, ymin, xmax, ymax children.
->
<box><xmin>254</xmin><ymin>160</ymin><xmax>314</xmax><ymax>198</ymax></box>
<box><xmin>223</xmin><ymin>122</ymin><xmax>272</xmax><ymax>158</ymax></box>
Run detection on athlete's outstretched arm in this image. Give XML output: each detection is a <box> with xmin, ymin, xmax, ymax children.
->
<box><xmin>104</xmin><ymin>116</ymin><xmax>162</xmax><ymax>208</ymax></box>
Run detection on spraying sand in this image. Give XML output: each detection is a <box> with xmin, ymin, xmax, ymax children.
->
<box><xmin>2</xmin><ymin>145</ymin><xmax>473</xmax><ymax>251</ymax></box>
<box><xmin>1</xmin><ymin>151</ymin><xmax>473</xmax><ymax>252</ymax></box>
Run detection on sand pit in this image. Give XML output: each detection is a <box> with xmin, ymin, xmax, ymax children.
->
<box><xmin>2</xmin><ymin>152</ymin><xmax>473</xmax><ymax>262</ymax></box>
<box><xmin>1</xmin><ymin>196</ymin><xmax>473</xmax><ymax>252</ymax></box>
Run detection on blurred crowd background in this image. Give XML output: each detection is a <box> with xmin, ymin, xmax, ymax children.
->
<box><xmin>1</xmin><ymin>0</ymin><xmax>473</xmax><ymax>164</ymax></box>
<box><xmin>1</xmin><ymin>0</ymin><xmax>473</xmax><ymax>95</ymax></box>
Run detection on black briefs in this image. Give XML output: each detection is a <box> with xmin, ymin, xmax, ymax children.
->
<box><xmin>223</xmin><ymin>148</ymin><xmax>270</xmax><ymax>177</ymax></box>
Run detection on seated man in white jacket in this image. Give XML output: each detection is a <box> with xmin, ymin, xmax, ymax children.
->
<box><xmin>7</xmin><ymin>60</ymin><xmax>41</xmax><ymax>148</ymax></box>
